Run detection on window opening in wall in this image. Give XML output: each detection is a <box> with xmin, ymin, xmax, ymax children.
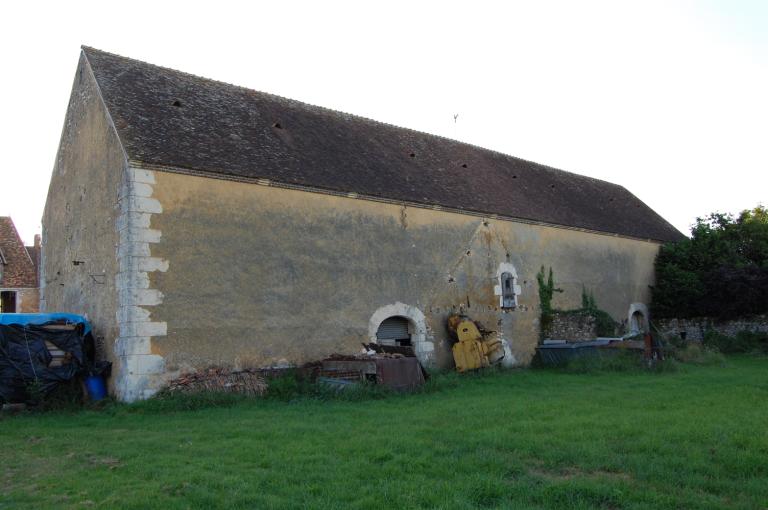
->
<box><xmin>0</xmin><ymin>291</ymin><xmax>17</xmax><ymax>313</ymax></box>
<box><xmin>501</xmin><ymin>272</ymin><xmax>516</xmax><ymax>309</ymax></box>
<box><xmin>376</xmin><ymin>316</ymin><xmax>412</xmax><ymax>347</ymax></box>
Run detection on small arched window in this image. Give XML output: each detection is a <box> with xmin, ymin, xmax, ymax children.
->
<box><xmin>501</xmin><ymin>272</ymin><xmax>516</xmax><ymax>309</ymax></box>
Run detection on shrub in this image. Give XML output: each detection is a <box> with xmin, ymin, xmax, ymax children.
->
<box><xmin>703</xmin><ymin>330</ymin><xmax>768</xmax><ymax>354</ymax></box>
<box><xmin>652</xmin><ymin>205</ymin><xmax>768</xmax><ymax>319</ymax></box>
<box><xmin>591</xmin><ymin>309</ymin><xmax>618</xmax><ymax>337</ymax></box>
<box><xmin>572</xmin><ymin>287</ymin><xmax>618</xmax><ymax>337</ymax></box>
<box><xmin>264</xmin><ymin>370</ymin><xmax>317</xmax><ymax>401</ymax></box>
<box><xmin>537</xmin><ymin>266</ymin><xmax>562</xmax><ymax>337</ymax></box>
<box><xmin>561</xmin><ymin>350</ymin><xmax>678</xmax><ymax>374</ymax></box>
<box><xmin>672</xmin><ymin>343</ymin><xmax>726</xmax><ymax>365</ymax></box>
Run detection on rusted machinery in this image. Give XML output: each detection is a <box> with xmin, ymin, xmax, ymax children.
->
<box><xmin>447</xmin><ymin>314</ymin><xmax>505</xmax><ymax>372</ymax></box>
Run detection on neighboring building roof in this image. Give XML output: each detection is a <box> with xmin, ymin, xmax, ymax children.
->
<box><xmin>82</xmin><ymin>47</ymin><xmax>684</xmax><ymax>242</ymax></box>
<box><xmin>0</xmin><ymin>217</ymin><xmax>37</xmax><ymax>288</ymax></box>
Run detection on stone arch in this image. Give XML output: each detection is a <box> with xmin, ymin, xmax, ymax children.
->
<box><xmin>368</xmin><ymin>302</ymin><xmax>434</xmax><ymax>365</ymax></box>
<box><xmin>628</xmin><ymin>302</ymin><xmax>649</xmax><ymax>334</ymax></box>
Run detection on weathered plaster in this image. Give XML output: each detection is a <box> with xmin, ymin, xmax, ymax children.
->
<box><xmin>41</xmin><ymin>54</ymin><xmax>125</xmax><ymax>388</ymax></box>
<box><xmin>144</xmin><ymin>170</ymin><xmax>661</xmax><ymax>376</ymax></box>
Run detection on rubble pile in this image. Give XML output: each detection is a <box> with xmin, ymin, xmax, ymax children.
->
<box><xmin>166</xmin><ymin>368</ymin><xmax>267</xmax><ymax>396</ymax></box>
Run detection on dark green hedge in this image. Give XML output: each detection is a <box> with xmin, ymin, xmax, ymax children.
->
<box><xmin>651</xmin><ymin>206</ymin><xmax>768</xmax><ymax>319</ymax></box>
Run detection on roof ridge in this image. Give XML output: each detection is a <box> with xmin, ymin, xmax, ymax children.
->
<box><xmin>80</xmin><ymin>46</ymin><xmax>617</xmax><ymax>188</ymax></box>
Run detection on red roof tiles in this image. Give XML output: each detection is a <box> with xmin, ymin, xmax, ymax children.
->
<box><xmin>0</xmin><ymin>217</ymin><xmax>37</xmax><ymax>288</ymax></box>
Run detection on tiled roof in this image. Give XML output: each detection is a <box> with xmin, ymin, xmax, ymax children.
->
<box><xmin>82</xmin><ymin>47</ymin><xmax>684</xmax><ymax>242</ymax></box>
<box><xmin>0</xmin><ymin>217</ymin><xmax>37</xmax><ymax>288</ymax></box>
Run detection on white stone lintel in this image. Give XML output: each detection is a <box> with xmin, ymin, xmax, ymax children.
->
<box><xmin>116</xmin><ymin>271</ymin><xmax>150</xmax><ymax>290</ymax></box>
<box><xmin>119</xmin><ymin>195</ymin><xmax>162</xmax><ymax>214</ymax></box>
<box><xmin>128</xmin><ymin>167</ymin><xmax>157</xmax><ymax>184</ymax></box>
<box><xmin>117</xmin><ymin>212</ymin><xmax>152</xmax><ymax>231</ymax></box>
<box><xmin>118</xmin><ymin>255</ymin><xmax>169</xmax><ymax>273</ymax></box>
<box><xmin>118</xmin><ymin>241</ymin><xmax>152</xmax><ymax>258</ymax></box>
<box><xmin>121</xmin><ymin>288</ymin><xmax>164</xmax><ymax>306</ymax></box>
<box><xmin>119</xmin><ymin>321</ymin><xmax>167</xmax><ymax>338</ymax></box>
<box><xmin>117</xmin><ymin>305</ymin><xmax>152</xmax><ymax>323</ymax></box>
<box><xmin>115</xmin><ymin>336</ymin><xmax>152</xmax><ymax>356</ymax></box>
<box><xmin>120</xmin><ymin>354</ymin><xmax>165</xmax><ymax>376</ymax></box>
<box><xmin>119</xmin><ymin>228</ymin><xmax>162</xmax><ymax>244</ymax></box>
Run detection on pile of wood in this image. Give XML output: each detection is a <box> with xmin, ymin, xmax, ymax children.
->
<box><xmin>42</xmin><ymin>324</ymin><xmax>77</xmax><ymax>367</ymax></box>
<box><xmin>166</xmin><ymin>368</ymin><xmax>267</xmax><ymax>396</ymax></box>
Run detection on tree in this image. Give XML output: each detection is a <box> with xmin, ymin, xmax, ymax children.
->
<box><xmin>651</xmin><ymin>205</ymin><xmax>768</xmax><ymax>319</ymax></box>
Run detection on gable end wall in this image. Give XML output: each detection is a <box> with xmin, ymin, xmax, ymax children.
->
<box><xmin>41</xmin><ymin>54</ymin><xmax>127</xmax><ymax>393</ymax></box>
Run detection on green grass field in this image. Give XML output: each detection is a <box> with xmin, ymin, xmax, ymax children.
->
<box><xmin>2</xmin><ymin>357</ymin><xmax>767</xmax><ymax>509</ymax></box>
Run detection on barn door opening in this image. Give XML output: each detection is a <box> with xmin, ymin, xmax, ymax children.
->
<box><xmin>0</xmin><ymin>291</ymin><xmax>17</xmax><ymax>313</ymax></box>
<box><xmin>630</xmin><ymin>310</ymin><xmax>647</xmax><ymax>333</ymax></box>
<box><xmin>376</xmin><ymin>316</ymin><xmax>412</xmax><ymax>347</ymax></box>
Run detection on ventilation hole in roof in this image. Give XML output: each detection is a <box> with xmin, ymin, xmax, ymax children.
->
<box><xmin>172</xmin><ymin>100</ymin><xmax>182</xmax><ymax>107</ymax></box>
<box><xmin>409</xmin><ymin>152</ymin><xmax>416</xmax><ymax>158</ymax></box>
<box><xmin>461</xmin><ymin>163</ymin><xmax>468</xmax><ymax>168</ymax></box>
<box><xmin>609</xmin><ymin>198</ymin><xmax>615</xmax><ymax>202</ymax></box>
<box><xmin>550</xmin><ymin>184</ymin><xmax>556</xmax><ymax>189</ymax></box>
<box><xmin>512</xmin><ymin>175</ymin><xmax>518</xmax><ymax>179</ymax></box>
<box><xmin>273</xmin><ymin>122</ymin><xmax>283</xmax><ymax>129</ymax></box>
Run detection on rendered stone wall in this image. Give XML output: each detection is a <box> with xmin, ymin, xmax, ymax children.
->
<box><xmin>17</xmin><ymin>288</ymin><xmax>39</xmax><ymax>313</ymax></box>
<box><xmin>41</xmin><ymin>54</ymin><xmax>125</xmax><ymax>393</ymax></box>
<box><xmin>142</xmin><ymin>169</ymin><xmax>661</xmax><ymax>385</ymax></box>
<box><xmin>544</xmin><ymin>312</ymin><xmax>596</xmax><ymax>341</ymax></box>
<box><xmin>656</xmin><ymin>316</ymin><xmax>768</xmax><ymax>342</ymax></box>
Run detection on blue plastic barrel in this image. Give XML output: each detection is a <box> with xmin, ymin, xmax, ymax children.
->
<box><xmin>85</xmin><ymin>375</ymin><xmax>107</xmax><ymax>401</ymax></box>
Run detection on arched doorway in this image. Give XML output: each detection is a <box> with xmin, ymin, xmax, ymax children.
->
<box><xmin>368</xmin><ymin>302</ymin><xmax>434</xmax><ymax>365</ymax></box>
<box><xmin>630</xmin><ymin>311</ymin><xmax>645</xmax><ymax>333</ymax></box>
<box><xmin>627</xmin><ymin>303</ymin><xmax>649</xmax><ymax>334</ymax></box>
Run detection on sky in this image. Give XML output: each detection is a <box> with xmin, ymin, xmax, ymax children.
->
<box><xmin>1</xmin><ymin>0</ymin><xmax>766</xmax><ymax>244</ymax></box>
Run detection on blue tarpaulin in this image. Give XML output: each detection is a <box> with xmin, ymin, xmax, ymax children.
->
<box><xmin>0</xmin><ymin>313</ymin><xmax>92</xmax><ymax>335</ymax></box>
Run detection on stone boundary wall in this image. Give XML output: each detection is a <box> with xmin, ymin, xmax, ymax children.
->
<box><xmin>544</xmin><ymin>312</ymin><xmax>596</xmax><ymax>342</ymax></box>
<box><xmin>655</xmin><ymin>315</ymin><xmax>768</xmax><ymax>342</ymax></box>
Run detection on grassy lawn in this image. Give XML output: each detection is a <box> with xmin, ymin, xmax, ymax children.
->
<box><xmin>2</xmin><ymin>357</ymin><xmax>767</xmax><ymax>509</ymax></box>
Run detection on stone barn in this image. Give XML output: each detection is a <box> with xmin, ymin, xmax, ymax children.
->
<box><xmin>42</xmin><ymin>47</ymin><xmax>683</xmax><ymax>401</ymax></box>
